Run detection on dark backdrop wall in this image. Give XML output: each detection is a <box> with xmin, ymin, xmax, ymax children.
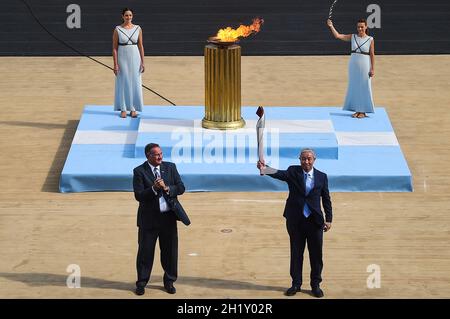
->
<box><xmin>3</xmin><ymin>0</ymin><xmax>450</xmax><ymax>56</ymax></box>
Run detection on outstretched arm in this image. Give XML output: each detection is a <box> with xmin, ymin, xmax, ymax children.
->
<box><xmin>327</xmin><ymin>19</ymin><xmax>351</xmax><ymax>42</ymax></box>
<box><xmin>257</xmin><ymin>160</ymin><xmax>288</xmax><ymax>181</ymax></box>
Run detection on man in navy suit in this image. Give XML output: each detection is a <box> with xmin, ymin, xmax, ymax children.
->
<box><xmin>257</xmin><ymin>148</ymin><xmax>332</xmax><ymax>298</ymax></box>
<box><xmin>133</xmin><ymin>143</ymin><xmax>188</xmax><ymax>296</ymax></box>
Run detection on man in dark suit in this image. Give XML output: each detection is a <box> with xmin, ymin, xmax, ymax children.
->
<box><xmin>257</xmin><ymin>148</ymin><xmax>332</xmax><ymax>298</ymax></box>
<box><xmin>133</xmin><ymin>143</ymin><xmax>189</xmax><ymax>296</ymax></box>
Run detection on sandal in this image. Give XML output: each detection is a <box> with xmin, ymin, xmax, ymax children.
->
<box><xmin>120</xmin><ymin>111</ymin><xmax>127</xmax><ymax>118</ymax></box>
<box><xmin>352</xmin><ymin>112</ymin><xmax>359</xmax><ymax>118</ymax></box>
<box><xmin>356</xmin><ymin>113</ymin><xmax>366</xmax><ymax>118</ymax></box>
<box><xmin>131</xmin><ymin>111</ymin><xmax>138</xmax><ymax>118</ymax></box>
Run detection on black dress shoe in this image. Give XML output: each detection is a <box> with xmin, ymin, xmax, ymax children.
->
<box><xmin>285</xmin><ymin>285</ymin><xmax>301</xmax><ymax>296</ymax></box>
<box><xmin>311</xmin><ymin>287</ymin><xmax>324</xmax><ymax>298</ymax></box>
<box><xmin>164</xmin><ymin>282</ymin><xmax>176</xmax><ymax>294</ymax></box>
<box><xmin>135</xmin><ymin>286</ymin><xmax>145</xmax><ymax>296</ymax></box>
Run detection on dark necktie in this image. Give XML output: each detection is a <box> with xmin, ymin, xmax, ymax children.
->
<box><xmin>153</xmin><ymin>167</ymin><xmax>163</xmax><ymax>198</ymax></box>
<box><xmin>153</xmin><ymin>167</ymin><xmax>160</xmax><ymax>179</ymax></box>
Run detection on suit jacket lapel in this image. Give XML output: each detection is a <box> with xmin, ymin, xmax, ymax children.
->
<box><xmin>310</xmin><ymin>168</ymin><xmax>319</xmax><ymax>192</ymax></box>
<box><xmin>159</xmin><ymin>162</ymin><xmax>173</xmax><ymax>203</ymax></box>
<box><xmin>291</xmin><ymin>166</ymin><xmax>305</xmax><ymax>193</ymax></box>
<box><xmin>160</xmin><ymin>162</ymin><xmax>168</xmax><ymax>183</ymax></box>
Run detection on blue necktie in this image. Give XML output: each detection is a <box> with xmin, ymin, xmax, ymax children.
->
<box><xmin>303</xmin><ymin>173</ymin><xmax>312</xmax><ymax>218</ymax></box>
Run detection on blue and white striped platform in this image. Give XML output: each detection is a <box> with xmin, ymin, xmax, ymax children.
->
<box><xmin>59</xmin><ymin>105</ymin><xmax>413</xmax><ymax>193</ymax></box>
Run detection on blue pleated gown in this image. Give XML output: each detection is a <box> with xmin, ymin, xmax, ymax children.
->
<box><xmin>114</xmin><ymin>25</ymin><xmax>143</xmax><ymax>112</ymax></box>
<box><xmin>343</xmin><ymin>34</ymin><xmax>375</xmax><ymax>114</ymax></box>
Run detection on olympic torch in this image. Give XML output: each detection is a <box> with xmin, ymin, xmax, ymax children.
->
<box><xmin>256</xmin><ymin>106</ymin><xmax>265</xmax><ymax>175</ymax></box>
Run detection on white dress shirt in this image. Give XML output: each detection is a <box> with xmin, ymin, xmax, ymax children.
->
<box><xmin>148</xmin><ymin>162</ymin><xmax>170</xmax><ymax>213</ymax></box>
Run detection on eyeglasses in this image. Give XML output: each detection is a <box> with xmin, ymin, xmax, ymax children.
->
<box><xmin>150</xmin><ymin>152</ymin><xmax>163</xmax><ymax>157</ymax></box>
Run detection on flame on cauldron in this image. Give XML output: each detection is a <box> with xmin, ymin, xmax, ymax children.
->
<box><xmin>213</xmin><ymin>17</ymin><xmax>264</xmax><ymax>43</ymax></box>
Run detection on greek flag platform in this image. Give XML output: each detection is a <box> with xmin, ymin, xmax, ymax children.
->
<box><xmin>59</xmin><ymin>105</ymin><xmax>413</xmax><ymax>193</ymax></box>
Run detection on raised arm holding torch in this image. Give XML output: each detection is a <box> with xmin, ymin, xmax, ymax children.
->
<box><xmin>256</xmin><ymin>106</ymin><xmax>265</xmax><ymax>175</ymax></box>
<box><xmin>256</xmin><ymin>106</ymin><xmax>277</xmax><ymax>175</ymax></box>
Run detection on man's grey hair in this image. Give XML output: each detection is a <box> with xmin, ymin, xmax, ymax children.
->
<box><xmin>299</xmin><ymin>148</ymin><xmax>316</xmax><ymax>159</ymax></box>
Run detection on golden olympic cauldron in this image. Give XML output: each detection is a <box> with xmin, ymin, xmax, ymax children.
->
<box><xmin>202</xmin><ymin>37</ymin><xmax>244</xmax><ymax>130</ymax></box>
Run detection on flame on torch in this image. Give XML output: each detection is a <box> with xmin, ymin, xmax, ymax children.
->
<box><xmin>216</xmin><ymin>17</ymin><xmax>264</xmax><ymax>42</ymax></box>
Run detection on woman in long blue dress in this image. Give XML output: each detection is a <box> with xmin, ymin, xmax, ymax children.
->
<box><xmin>113</xmin><ymin>8</ymin><xmax>145</xmax><ymax>118</ymax></box>
<box><xmin>327</xmin><ymin>19</ymin><xmax>375</xmax><ymax>118</ymax></box>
